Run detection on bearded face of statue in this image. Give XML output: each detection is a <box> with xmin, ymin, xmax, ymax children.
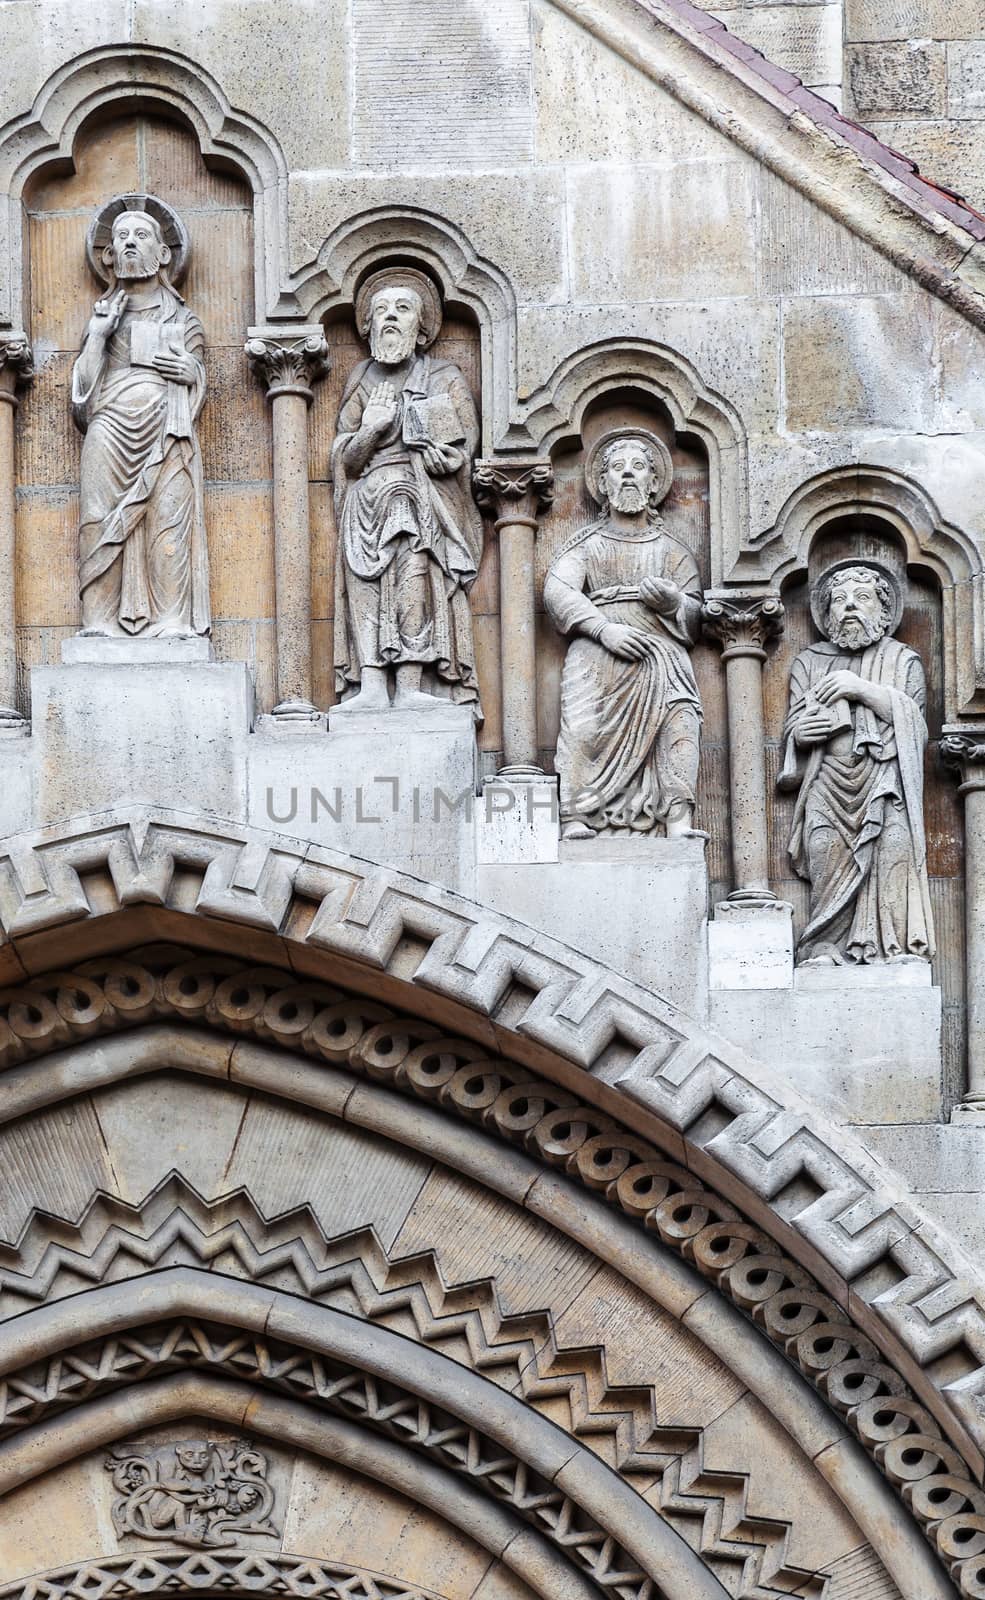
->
<box><xmin>109</xmin><ymin>211</ymin><xmax>169</xmax><ymax>282</ymax></box>
<box><xmin>826</xmin><ymin>572</ymin><xmax>890</xmax><ymax>651</ymax></box>
<box><xmin>600</xmin><ymin>440</ymin><xmax>656</xmax><ymax>517</ymax></box>
<box><xmin>368</xmin><ymin>287</ymin><xmax>424</xmax><ymax>365</ymax></box>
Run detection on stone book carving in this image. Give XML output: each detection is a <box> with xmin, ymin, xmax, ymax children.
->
<box><xmin>778</xmin><ymin>561</ymin><xmax>936</xmax><ymax>966</ymax></box>
<box><xmin>72</xmin><ymin>194</ymin><xmax>210</xmax><ymax>639</ymax></box>
<box><xmin>544</xmin><ymin>429</ymin><xmax>705</xmax><ymax>840</ymax></box>
<box><xmin>105</xmin><ymin>1437</ymin><xmax>278</xmax><ymax>1548</ymax></box>
<box><xmin>332</xmin><ymin>268</ymin><xmax>482</xmax><ymax>714</ymax></box>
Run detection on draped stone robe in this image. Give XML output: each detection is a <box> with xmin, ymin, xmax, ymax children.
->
<box><xmin>331</xmin><ymin>353</ymin><xmax>482</xmax><ymax>706</ymax></box>
<box><xmin>779</xmin><ymin>635</ymin><xmax>936</xmax><ymax>964</ymax></box>
<box><xmin>544</xmin><ymin>519</ymin><xmax>703</xmax><ymax>830</ymax></box>
<box><xmin>72</xmin><ymin>286</ymin><xmax>209</xmax><ymax>636</ymax></box>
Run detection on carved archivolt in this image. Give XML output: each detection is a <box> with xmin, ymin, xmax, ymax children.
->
<box><xmin>0</xmin><ymin>941</ymin><xmax>979</xmax><ymax>1594</ymax></box>
<box><xmin>0</xmin><ymin>1552</ymin><xmax>454</xmax><ymax>1600</ymax></box>
<box><xmin>0</xmin><ymin>809</ymin><xmax>981</xmax><ymax>1471</ymax></box>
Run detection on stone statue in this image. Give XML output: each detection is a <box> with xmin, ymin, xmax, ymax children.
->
<box><xmin>332</xmin><ymin>268</ymin><xmax>482</xmax><ymax>712</ymax></box>
<box><xmin>72</xmin><ymin>194</ymin><xmax>209</xmax><ymax>638</ymax></box>
<box><xmin>779</xmin><ymin>560</ymin><xmax>935</xmax><ymax>966</ymax></box>
<box><xmin>544</xmin><ymin>429</ymin><xmax>704</xmax><ymax>840</ymax></box>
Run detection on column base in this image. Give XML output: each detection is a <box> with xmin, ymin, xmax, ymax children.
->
<box><xmin>950</xmin><ymin>1096</ymin><xmax>985</xmax><ymax>1126</ymax></box>
<box><xmin>256</xmin><ymin>700</ymin><xmax>327</xmax><ymax>733</ymax></box>
<box><xmin>477</xmin><ymin>772</ymin><xmax>558</xmax><ymax>864</ymax></box>
<box><xmin>709</xmin><ymin>900</ymin><xmax>794</xmax><ymax>990</ymax></box>
<box><xmin>0</xmin><ymin>706</ymin><xmax>28</xmax><ymax>738</ymax></box>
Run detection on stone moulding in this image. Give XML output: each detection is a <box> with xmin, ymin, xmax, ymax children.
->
<box><xmin>0</xmin><ymin>807</ymin><xmax>982</xmax><ymax>1475</ymax></box>
<box><xmin>0</xmin><ymin>1552</ymin><xmax>455</xmax><ymax>1600</ymax></box>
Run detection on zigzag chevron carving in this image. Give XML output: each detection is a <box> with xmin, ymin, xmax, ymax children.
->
<box><xmin>0</xmin><ymin>1551</ymin><xmax>454</xmax><ymax>1600</ymax></box>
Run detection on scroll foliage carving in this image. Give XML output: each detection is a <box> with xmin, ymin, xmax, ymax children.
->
<box><xmin>0</xmin><ymin>948</ymin><xmax>983</xmax><ymax>1593</ymax></box>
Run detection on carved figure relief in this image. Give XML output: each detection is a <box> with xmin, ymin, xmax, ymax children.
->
<box><xmin>779</xmin><ymin>561</ymin><xmax>935</xmax><ymax>966</ymax></box>
<box><xmin>544</xmin><ymin>430</ymin><xmax>704</xmax><ymax>839</ymax></box>
<box><xmin>106</xmin><ymin>1437</ymin><xmax>278</xmax><ymax>1548</ymax></box>
<box><xmin>72</xmin><ymin>194</ymin><xmax>209</xmax><ymax>638</ymax></box>
<box><xmin>332</xmin><ymin>268</ymin><xmax>482</xmax><ymax>713</ymax></box>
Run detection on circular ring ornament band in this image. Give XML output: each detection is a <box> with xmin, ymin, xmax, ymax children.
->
<box><xmin>86</xmin><ymin>192</ymin><xmax>190</xmax><ymax>289</ymax></box>
<box><xmin>584</xmin><ymin>427</ymin><xmax>675</xmax><ymax>507</ymax></box>
<box><xmin>354</xmin><ymin>267</ymin><xmax>444</xmax><ymax>350</ymax></box>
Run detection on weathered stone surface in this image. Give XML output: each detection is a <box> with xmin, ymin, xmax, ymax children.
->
<box><xmin>711</xmin><ymin>5</ymin><xmax>842</xmax><ymax>85</ymax></box>
<box><xmin>782</xmin><ymin>294</ymin><xmax>935</xmax><ymax>432</ymax></box>
<box><xmin>847</xmin><ymin>39</ymin><xmax>947</xmax><ymax>116</ymax></box>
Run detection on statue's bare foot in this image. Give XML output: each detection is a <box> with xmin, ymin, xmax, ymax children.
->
<box><xmin>78</xmin><ymin>627</ymin><xmax>114</xmax><ymax>638</ymax></box>
<box><xmin>337</xmin><ymin>687</ymin><xmax>390</xmax><ymax>712</ymax></box>
<box><xmin>561</xmin><ymin>820</ymin><xmax>594</xmax><ymax>840</ymax></box>
<box><xmin>392</xmin><ymin>687</ymin><xmax>438</xmax><ymax>711</ymax></box>
<box><xmin>800</xmin><ymin>953</ymin><xmax>839</xmax><ymax>967</ymax></box>
<box><xmin>668</xmin><ymin>826</ymin><xmax>709</xmax><ymax>840</ymax></box>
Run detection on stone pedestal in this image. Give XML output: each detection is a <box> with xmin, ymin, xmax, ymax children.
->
<box><xmin>711</xmin><ymin>961</ymin><xmax>942</xmax><ymax>1124</ymax></box>
<box><xmin>476</xmin><ymin>835</ymin><xmax>708</xmax><ymax>1014</ymax></box>
<box><xmin>33</xmin><ymin>657</ymin><xmax>253</xmax><ymax>823</ymax></box>
<box><xmin>708</xmin><ymin>901</ymin><xmax>794</xmax><ymax>990</ymax></box>
<box><xmin>60</xmin><ymin>635</ymin><xmax>211</xmax><ymax>665</ymax></box>
<box><xmin>249</xmin><ymin>703</ymin><xmax>478</xmax><ymax>889</ymax></box>
<box><xmin>476</xmin><ymin>772</ymin><xmax>559</xmax><ymax>865</ymax></box>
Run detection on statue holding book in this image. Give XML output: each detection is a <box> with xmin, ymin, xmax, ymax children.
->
<box><xmin>72</xmin><ymin>195</ymin><xmax>209</xmax><ymax>638</ymax></box>
<box><xmin>332</xmin><ymin>269</ymin><xmax>482</xmax><ymax>712</ymax></box>
<box><xmin>778</xmin><ymin>560</ymin><xmax>935</xmax><ymax>967</ymax></box>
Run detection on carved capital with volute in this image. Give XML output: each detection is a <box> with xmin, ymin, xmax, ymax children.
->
<box><xmin>473</xmin><ymin>459</ymin><xmax>554</xmax><ymax>527</ymax></box>
<box><xmin>941</xmin><ymin>728</ymin><xmax>985</xmax><ymax>794</ymax></box>
<box><xmin>0</xmin><ymin>332</ymin><xmax>34</xmax><ymax>405</ymax></box>
<box><xmin>246</xmin><ymin>325</ymin><xmax>330</xmax><ymax>404</ymax></box>
<box><xmin>702</xmin><ymin>593</ymin><xmax>785</xmax><ymax>661</ymax></box>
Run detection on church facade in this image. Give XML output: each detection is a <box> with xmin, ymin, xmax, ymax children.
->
<box><xmin>1</xmin><ymin>3</ymin><xmax>985</xmax><ymax>1597</ymax></box>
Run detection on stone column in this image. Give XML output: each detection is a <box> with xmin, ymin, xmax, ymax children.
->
<box><xmin>0</xmin><ymin>334</ymin><xmax>33</xmax><ymax>732</ymax></box>
<box><xmin>942</xmin><ymin>729</ymin><xmax>985</xmax><ymax>1116</ymax></box>
<box><xmin>473</xmin><ymin>459</ymin><xmax>554</xmax><ymax>773</ymax></box>
<box><xmin>703</xmin><ymin>593</ymin><xmax>784</xmax><ymax>903</ymax></box>
<box><xmin>246</xmin><ymin>326</ymin><xmax>330</xmax><ymax>723</ymax></box>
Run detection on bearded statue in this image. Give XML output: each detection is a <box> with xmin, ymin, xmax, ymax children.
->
<box><xmin>543</xmin><ymin>429</ymin><xmax>704</xmax><ymax>840</ymax></box>
<box><xmin>331</xmin><ymin>268</ymin><xmax>482</xmax><ymax>713</ymax></box>
<box><xmin>72</xmin><ymin>194</ymin><xmax>209</xmax><ymax>638</ymax></box>
<box><xmin>779</xmin><ymin>560</ymin><xmax>935</xmax><ymax>966</ymax></box>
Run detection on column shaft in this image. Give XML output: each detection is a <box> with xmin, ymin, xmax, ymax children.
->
<box><xmin>963</xmin><ymin>783</ymin><xmax>985</xmax><ymax>1098</ymax></box>
<box><xmin>0</xmin><ymin>389</ymin><xmax>17</xmax><ymax>716</ymax></box>
<box><xmin>723</xmin><ymin>648</ymin><xmax>770</xmax><ymax>895</ymax></box>
<box><xmin>271</xmin><ymin>388</ymin><xmax>313</xmax><ymax>710</ymax></box>
<box><xmin>497</xmin><ymin>514</ymin><xmax>538</xmax><ymax>770</ymax></box>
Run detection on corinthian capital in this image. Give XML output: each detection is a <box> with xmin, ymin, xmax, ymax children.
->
<box><xmin>473</xmin><ymin>458</ymin><xmax>554</xmax><ymax>524</ymax></box>
<box><xmin>702</xmin><ymin>593</ymin><xmax>784</xmax><ymax>660</ymax></box>
<box><xmin>941</xmin><ymin>727</ymin><xmax>985</xmax><ymax>792</ymax></box>
<box><xmin>246</xmin><ymin>325</ymin><xmax>330</xmax><ymax>402</ymax></box>
<box><xmin>0</xmin><ymin>332</ymin><xmax>34</xmax><ymax>399</ymax></box>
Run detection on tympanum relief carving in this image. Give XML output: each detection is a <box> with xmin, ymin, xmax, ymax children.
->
<box><xmin>779</xmin><ymin>561</ymin><xmax>935</xmax><ymax>967</ymax></box>
<box><xmin>333</xmin><ymin>269</ymin><xmax>482</xmax><ymax>714</ymax></box>
<box><xmin>544</xmin><ymin>430</ymin><xmax>705</xmax><ymax>840</ymax></box>
<box><xmin>72</xmin><ymin>194</ymin><xmax>209</xmax><ymax>639</ymax></box>
<box><xmin>106</xmin><ymin>1437</ymin><xmax>278</xmax><ymax>1549</ymax></box>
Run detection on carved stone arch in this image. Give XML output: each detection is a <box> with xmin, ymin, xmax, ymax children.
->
<box><xmin>744</xmin><ymin>465</ymin><xmax>985</xmax><ymax>719</ymax></box>
<box><xmin>516</xmin><ymin>339</ymin><xmax>748</xmax><ymax>583</ymax></box>
<box><xmin>0</xmin><ymin>44</ymin><xmax>291</xmax><ymax>329</ymax></box>
<box><xmin>289</xmin><ymin>206</ymin><xmax>518</xmax><ymax>456</ymax></box>
<box><xmin>0</xmin><ymin>1553</ymin><xmax>456</xmax><ymax>1600</ymax></box>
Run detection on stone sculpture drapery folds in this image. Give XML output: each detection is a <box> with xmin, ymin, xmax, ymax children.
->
<box><xmin>332</xmin><ymin>268</ymin><xmax>482</xmax><ymax>714</ymax></box>
<box><xmin>72</xmin><ymin>194</ymin><xmax>209</xmax><ymax>639</ymax></box>
<box><xmin>779</xmin><ymin>561</ymin><xmax>935</xmax><ymax>966</ymax></box>
<box><xmin>544</xmin><ymin>429</ymin><xmax>705</xmax><ymax>840</ymax></box>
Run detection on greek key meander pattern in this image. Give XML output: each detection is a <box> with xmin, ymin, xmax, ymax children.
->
<box><xmin>0</xmin><ymin>939</ymin><xmax>984</xmax><ymax>1595</ymax></box>
<box><xmin>0</xmin><ymin>1552</ymin><xmax>453</xmax><ymax>1600</ymax></box>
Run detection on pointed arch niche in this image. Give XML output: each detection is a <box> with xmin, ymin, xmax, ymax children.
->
<box><xmin>15</xmin><ymin>107</ymin><xmax>278</xmax><ymax>705</ymax></box>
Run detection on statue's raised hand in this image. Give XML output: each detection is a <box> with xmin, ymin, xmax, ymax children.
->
<box><xmin>87</xmin><ymin>288</ymin><xmax>128</xmax><ymax>344</ymax></box>
<box><xmin>640</xmin><ymin>576</ymin><xmax>680</xmax><ymax>615</ymax></box>
<box><xmin>362</xmin><ymin>381</ymin><xmax>398</xmax><ymax>433</ymax></box>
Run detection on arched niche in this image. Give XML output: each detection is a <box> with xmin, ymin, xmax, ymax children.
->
<box><xmin>16</xmin><ymin>106</ymin><xmax>280</xmax><ymax>704</ymax></box>
<box><xmin>309</xmin><ymin>260</ymin><xmax>490</xmax><ymax>729</ymax></box>
<box><xmin>539</xmin><ymin>388</ymin><xmax>727</xmax><ymax>888</ymax></box>
<box><xmin>765</xmin><ymin>512</ymin><xmax>966</xmax><ymax>1107</ymax></box>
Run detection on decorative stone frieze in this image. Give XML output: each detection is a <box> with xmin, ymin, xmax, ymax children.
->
<box><xmin>473</xmin><ymin>457</ymin><xmax>554</xmax><ymax>772</ymax></box>
<box><xmin>703</xmin><ymin>592</ymin><xmax>784</xmax><ymax>903</ymax></box>
<box><xmin>247</xmin><ymin>325</ymin><xmax>330</xmax><ymax>723</ymax></box>
<box><xmin>106</xmin><ymin>1436</ymin><xmax>279</xmax><ymax>1548</ymax></box>
<box><xmin>0</xmin><ymin>1554</ymin><xmax>453</xmax><ymax>1600</ymax></box>
<box><xmin>0</xmin><ymin>332</ymin><xmax>32</xmax><ymax>731</ymax></box>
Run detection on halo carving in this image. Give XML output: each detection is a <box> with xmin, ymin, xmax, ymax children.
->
<box><xmin>354</xmin><ymin>267</ymin><xmax>443</xmax><ymax>349</ymax></box>
<box><xmin>584</xmin><ymin>428</ymin><xmax>674</xmax><ymax>508</ymax></box>
<box><xmin>86</xmin><ymin>191</ymin><xmax>190</xmax><ymax>288</ymax></box>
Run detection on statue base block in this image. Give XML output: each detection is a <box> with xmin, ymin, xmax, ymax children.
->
<box><xmin>61</xmin><ymin>635</ymin><xmax>211</xmax><ymax>665</ymax></box>
<box><xmin>711</xmin><ymin>963</ymin><xmax>942</xmax><ymax>1124</ymax></box>
<box><xmin>708</xmin><ymin>901</ymin><xmax>794</xmax><ymax>990</ymax></box>
<box><xmin>33</xmin><ymin>660</ymin><xmax>253</xmax><ymax>823</ymax></box>
<box><xmin>475</xmin><ymin>835</ymin><xmax>708</xmax><ymax>1016</ymax></box>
